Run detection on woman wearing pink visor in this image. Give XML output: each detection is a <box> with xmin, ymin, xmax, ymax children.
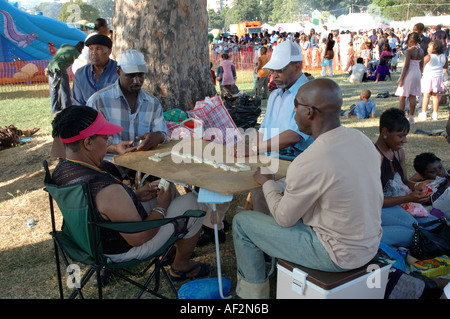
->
<box><xmin>51</xmin><ymin>106</ymin><xmax>212</xmax><ymax>282</ymax></box>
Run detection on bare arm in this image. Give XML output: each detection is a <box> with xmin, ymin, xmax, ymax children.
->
<box><xmin>398</xmin><ymin>50</ymin><xmax>411</xmax><ymax>86</ymax></box>
<box><xmin>95</xmin><ymin>184</ymin><xmax>171</xmax><ymax>247</ymax></box>
<box><xmin>256</xmin><ymin>130</ymin><xmax>301</xmax><ymax>154</ymax></box>
<box><xmin>423</xmin><ymin>54</ymin><xmax>431</xmax><ymax>70</ymax></box>
<box><xmin>235</xmin><ymin>130</ymin><xmax>302</xmax><ymax>157</ymax></box>
<box><xmin>382</xmin><ymin>149</ymin><xmax>429</xmax><ymax>207</ymax></box>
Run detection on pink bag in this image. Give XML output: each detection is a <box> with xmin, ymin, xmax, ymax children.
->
<box><xmin>401</xmin><ymin>202</ymin><xmax>429</xmax><ymax>217</ymax></box>
<box><xmin>166</xmin><ymin>119</ymin><xmax>203</xmax><ymax>140</ymax></box>
<box><xmin>186</xmin><ymin>94</ymin><xmax>243</xmax><ymax>145</ymax></box>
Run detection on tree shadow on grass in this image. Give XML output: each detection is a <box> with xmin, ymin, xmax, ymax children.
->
<box><xmin>0</xmin><ymin>137</ymin><xmax>58</xmax><ymax>203</ymax></box>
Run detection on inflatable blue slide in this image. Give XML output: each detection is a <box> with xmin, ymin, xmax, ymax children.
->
<box><xmin>0</xmin><ymin>0</ymin><xmax>86</xmax><ymax>62</ymax></box>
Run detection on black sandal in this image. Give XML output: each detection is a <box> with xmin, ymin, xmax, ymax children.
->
<box><xmin>169</xmin><ymin>263</ymin><xmax>212</xmax><ymax>282</ymax></box>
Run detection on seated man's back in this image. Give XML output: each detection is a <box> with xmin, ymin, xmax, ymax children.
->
<box><xmin>276</xmin><ymin>125</ymin><xmax>383</xmax><ymax>269</ymax></box>
<box><xmin>349</xmin><ymin>63</ymin><xmax>367</xmax><ymax>83</ymax></box>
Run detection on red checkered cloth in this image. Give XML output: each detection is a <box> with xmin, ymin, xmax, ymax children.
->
<box><xmin>186</xmin><ymin>94</ymin><xmax>243</xmax><ymax>145</ymax></box>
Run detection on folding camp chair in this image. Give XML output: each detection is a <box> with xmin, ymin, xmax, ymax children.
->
<box><xmin>43</xmin><ymin>160</ymin><xmax>205</xmax><ymax>299</ymax></box>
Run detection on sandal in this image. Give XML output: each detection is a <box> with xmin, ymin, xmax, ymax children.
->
<box><xmin>159</xmin><ymin>249</ymin><xmax>196</xmax><ymax>266</ymax></box>
<box><xmin>169</xmin><ymin>263</ymin><xmax>212</xmax><ymax>282</ymax></box>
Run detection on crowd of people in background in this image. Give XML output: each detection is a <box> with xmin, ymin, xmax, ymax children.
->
<box><xmin>211</xmin><ymin>23</ymin><xmax>449</xmax><ymax>124</ymax></box>
<box><xmin>211</xmin><ymin>23</ymin><xmax>449</xmax><ymax>78</ymax></box>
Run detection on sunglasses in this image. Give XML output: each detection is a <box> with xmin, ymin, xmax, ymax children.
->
<box><xmin>93</xmin><ymin>135</ymin><xmax>113</xmax><ymax>146</ymax></box>
<box><xmin>294</xmin><ymin>99</ymin><xmax>322</xmax><ymax>113</ymax></box>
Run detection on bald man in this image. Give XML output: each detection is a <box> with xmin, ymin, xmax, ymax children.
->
<box><xmin>232</xmin><ymin>78</ymin><xmax>383</xmax><ymax>299</ymax></box>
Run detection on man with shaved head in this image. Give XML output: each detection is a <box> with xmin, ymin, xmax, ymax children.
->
<box><xmin>232</xmin><ymin>78</ymin><xmax>383</xmax><ymax>299</ymax></box>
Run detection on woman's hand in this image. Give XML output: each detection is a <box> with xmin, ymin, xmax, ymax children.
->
<box><xmin>156</xmin><ymin>185</ymin><xmax>172</xmax><ymax>211</ymax></box>
<box><xmin>135</xmin><ymin>181</ymin><xmax>158</xmax><ymax>202</ymax></box>
<box><xmin>109</xmin><ymin>140</ymin><xmax>137</xmax><ymax>154</ymax></box>
<box><xmin>413</xmin><ymin>180</ymin><xmax>434</xmax><ymax>192</ymax></box>
<box><xmin>407</xmin><ymin>189</ymin><xmax>430</xmax><ymax>203</ymax></box>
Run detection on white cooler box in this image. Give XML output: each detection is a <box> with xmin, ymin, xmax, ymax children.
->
<box><xmin>276</xmin><ymin>259</ymin><xmax>391</xmax><ymax>299</ymax></box>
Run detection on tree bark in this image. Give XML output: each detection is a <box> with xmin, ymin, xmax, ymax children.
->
<box><xmin>112</xmin><ymin>0</ymin><xmax>216</xmax><ymax>111</ymax></box>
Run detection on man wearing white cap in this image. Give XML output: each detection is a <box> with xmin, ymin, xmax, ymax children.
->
<box><xmin>86</xmin><ymin>49</ymin><xmax>167</xmax><ymax>177</ymax></box>
<box><xmin>240</xmin><ymin>40</ymin><xmax>313</xmax><ymax>161</ymax></box>
<box><xmin>240</xmin><ymin>40</ymin><xmax>314</xmax><ymax>214</ymax></box>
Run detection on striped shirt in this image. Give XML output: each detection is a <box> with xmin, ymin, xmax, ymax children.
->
<box><xmin>86</xmin><ymin>79</ymin><xmax>167</xmax><ymax>161</ymax></box>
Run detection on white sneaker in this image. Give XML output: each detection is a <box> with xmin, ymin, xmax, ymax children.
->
<box><xmin>418</xmin><ymin>112</ymin><xmax>427</xmax><ymax>121</ymax></box>
<box><xmin>432</xmin><ymin>112</ymin><xmax>438</xmax><ymax>121</ymax></box>
<box><xmin>409</xmin><ymin>115</ymin><xmax>415</xmax><ymax>124</ymax></box>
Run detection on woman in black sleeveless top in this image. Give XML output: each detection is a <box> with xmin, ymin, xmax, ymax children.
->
<box><xmin>375</xmin><ymin>108</ymin><xmax>436</xmax><ymax>248</ymax></box>
<box><xmin>51</xmin><ymin>106</ymin><xmax>212</xmax><ymax>281</ymax></box>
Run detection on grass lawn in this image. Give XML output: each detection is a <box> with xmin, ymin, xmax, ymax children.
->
<box><xmin>0</xmin><ymin>67</ymin><xmax>449</xmax><ymax>299</ymax></box>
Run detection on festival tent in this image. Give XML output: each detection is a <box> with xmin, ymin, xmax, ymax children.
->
<box><xmin>410</xmin><ymin>15</ymin><xmax>450</xmax><ymax>27</ymax></box>
<box><xmin>311</xmin><ymin>10</ymin><xmax>322</xmax><ymax>25</ymax></box>
<box><xmin>261</xmin><ymin>23</ymin><xmax>275</xmax><ymax>33</ymax></box>
<box><xmin>336</xmin><ymin>13</ymin><xmax>389</xmax><ymax>31</ymax></box>
<box><xmin>0</xmin><ymin>0</ymin><xmax>87</xmax><ymax>62</ymax></box>
<box><xmin>273</xmin><ymin>23</ymin><xmax>302</xmax><ymax>33</ymax></box>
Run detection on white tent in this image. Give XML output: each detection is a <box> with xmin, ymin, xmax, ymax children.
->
<box><xmin>410</xmin><ymin>15</ymin><xmax>450</xmax><ymax>27</ymax></box>
<box><xmin>337</xmin><ymin>13</ymin><xmax>388</xmax><ymax>31</ymax></box>
<box><xmin>261</xmin><ymin>23</ymin><xmax>275</xmax><ymax>33</ymax></box>
<box><xmin>273</xmin><ymin>23</ymin><xmax>303</xmax><ymax>33</ymax></box>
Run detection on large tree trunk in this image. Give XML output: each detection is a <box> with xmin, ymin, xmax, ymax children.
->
<box><xmin>112</xmin><ymin>0</ymin><xmax>216</xmax><ymax>111</ymax></box>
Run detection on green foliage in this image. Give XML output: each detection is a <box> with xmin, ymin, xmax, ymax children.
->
<box><xmin>231</xmin><ymin>0</ymin><xmax>261</xmax><ymax>22</ymax></box>
<box><xmin>89</xmin><ymin>0</ymin><xmax>115</xmax><ymax>23</ymax></box>
<box><xmin>209</xmin><ymin>0</ymin><xmax>352</xmax><ymax>29</ymax></box>
<box><xmin>210</xmin><ymin>0</ymin><xmax>449</xmax><ymax>31</ymax></box>
<box><xmin>35</xmin><ymin>2</ymin><xmax>62</xmax><ymax>20</ymax></box>
<box><xmin>58</xmin><ymin>0</ymin><xmax>100</xmax><ymax>23</ymax></box>
<box><xmin>270</xmin><ymin>0</ymin><xmax>303</xmax><ymax>23</ymax></box>
<box><xmin>372</xmin><ymin>0</ymin><xmax>449</xmax><ymax>21</ymax></box>
<box><xmin>208</xmin><ymin>9</ymin><xmax>225</xmax><ymax>29</ymax></box>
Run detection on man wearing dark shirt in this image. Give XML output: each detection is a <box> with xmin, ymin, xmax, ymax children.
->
<box><xmin>414</xmin><ymin>23</ymin><xmax>431</xmax><ymax>56</ymax></box>
<box><xmin>432</xmin><ymin>25</ymin><xmax>448</xmax><ymax>56</ymax></box>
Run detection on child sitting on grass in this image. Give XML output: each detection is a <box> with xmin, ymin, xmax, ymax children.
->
<box><xmin>346</xmin><ymin>89</ymin><xmax>376</xmax><ymax>119</ymax></box>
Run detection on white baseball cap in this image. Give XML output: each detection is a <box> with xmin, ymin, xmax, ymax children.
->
<box><xmin>263</xmin><ymin>40</ymin><xmax>303</xmax><ymax>70</ymax></box>
<box><xmin>117</xmin><ymin>49</ymin><xmax>149</xmax><ymax>74</ymax></box>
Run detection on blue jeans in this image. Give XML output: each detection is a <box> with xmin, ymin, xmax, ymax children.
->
<box><xmin>233</xmin><ymin>210</ymin><xmax>345</xmax><ymax>297</ymax></box>
<box><xmin>381</xmin><ymin>205</ymin><xmax>437</xmax><ymax>247</ymax></box>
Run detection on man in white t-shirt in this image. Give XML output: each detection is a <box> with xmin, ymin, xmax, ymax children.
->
<box><xmin>320</xmin><ymin>25</ymin><xmax>329</xmax><ymax>41</ymax></box>
<box><xmin>388</xmin><ymin>32</ymin><xmax>399</xmax><ymax>50</ymax></box>
<box><xmin>348</xmin><ymin>57</ymin><xmax>368</xmax><ymax>83</ymax></box>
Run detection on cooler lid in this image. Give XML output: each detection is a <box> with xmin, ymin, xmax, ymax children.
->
<box><xmin>278</xmin><ymin>259</ymin><xmax>387</xmax><ymax>290</ymax></box>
